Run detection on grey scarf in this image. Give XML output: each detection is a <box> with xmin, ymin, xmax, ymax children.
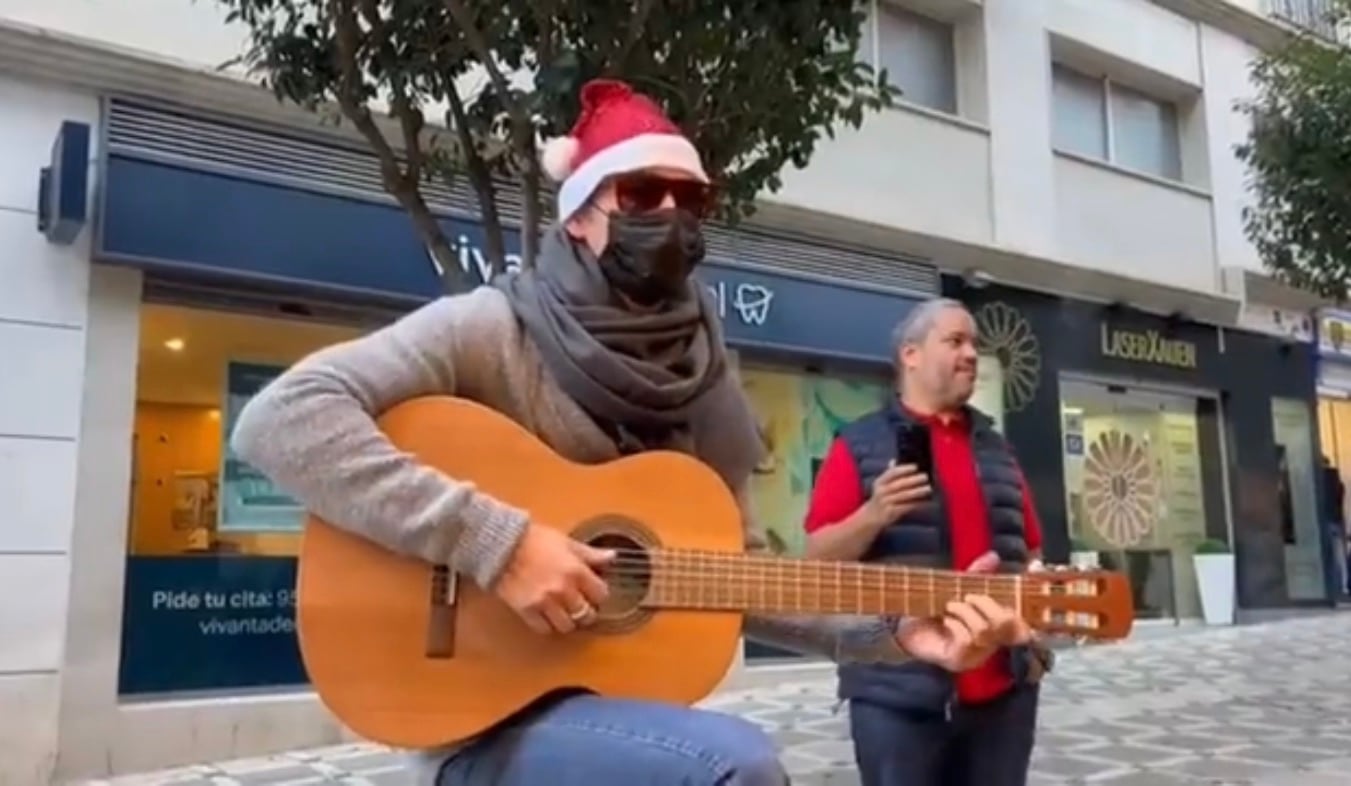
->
<box><xmin>494</xmin><ymin>225</ymin><xmax>761</xmax><ymax>490</ymax></box>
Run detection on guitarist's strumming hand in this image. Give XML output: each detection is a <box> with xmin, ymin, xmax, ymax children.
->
<box><xmin>892</xmin><ymin>551</ymin><xmax>1032</xmax><ymax>672</ymax></box>
<box><xmin>492</xmin><ymin>523</ymin><xmax>616</xmax><ymax>635</ymax></box>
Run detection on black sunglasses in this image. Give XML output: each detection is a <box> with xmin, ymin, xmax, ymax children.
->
<box><xmin>612</xmin><ymin>173</ymin><xmax>717</xmax><ymax>219</ymax></box>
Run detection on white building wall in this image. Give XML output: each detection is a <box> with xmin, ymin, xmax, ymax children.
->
<box><xmin>1052</xmin><ymin>156</ymin><xmax>1218</xmax><ymax>292</ymax></box>
<box><xmin>0</xmin><ymin>0</ymin><xmax>247</xmax><ymax>74</ymax></box>
<box><xmin>774</xmin><ymin>106</ymin><xmax>995</xmax><ymax>246</ymax></box>
<box><xmin>0</xmin><ymin>75</ymin><xmax>96</xmax><ymax>786</ymax></box>
<box><xmin>0</xmin><ymin>0</ymin><xmax>1293</xmax><ymax>301</ymax></box>
<box><xmin>765</xmin><ymin>0</ymin><xmax>1259</xmax><ymax>298</ymax></box>
<box><xmin>982</xmin><ymin>0</ymin><xmax>1057</xmax><ymax>258</ymax></box>
<box><xmin>1200</xmin><ymin>26</ymin><xmax>1265</xmax><ymax>273</ymax></box>
<box><xmin>1048</xmin><ymin>0</ymin><xmax>1203</xmax><ymax>86</ymax></box>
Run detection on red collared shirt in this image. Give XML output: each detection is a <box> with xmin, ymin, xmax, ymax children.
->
<box><xmin>804</xmin><ymin>408</ymin><xmax>1043</xmax><ymax>705</ymax></box>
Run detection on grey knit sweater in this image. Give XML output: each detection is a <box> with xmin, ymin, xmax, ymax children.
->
<box><xmin>229</xmin><ymin>286</ymin><xmax>911</xmax><ymax>782</ymax></box>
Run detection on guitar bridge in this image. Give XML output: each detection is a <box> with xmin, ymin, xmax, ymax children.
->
<box><xmin>426</xmin><ymin>564</ymin><xmax>457</xmax><ymax>658</ymax></box>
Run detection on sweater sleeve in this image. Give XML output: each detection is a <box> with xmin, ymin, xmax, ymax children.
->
<box><xmin>228</xmin><ymin>290</ymin><xmax>529</xmax><ymax>589</ymax></box>
<box><xmin>737</xmin><ymin>482</ymin><xmax>912</xmax><ymax>665</ymax></box>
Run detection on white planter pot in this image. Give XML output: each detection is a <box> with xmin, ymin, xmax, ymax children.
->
<box><xmin>1193</xmin><ymin>553</ymin><xmax>1236</xmax><ymax>626</ymax></box>
<box><xmin>1070</xmin><ymin>550</ymin><xmax>1100</xmax><ymax>570</ymax></box>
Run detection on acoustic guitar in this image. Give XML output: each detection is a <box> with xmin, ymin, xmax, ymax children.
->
<box><xmin>296</xmin><ymin>396</ymin><xmax>1133</xmax><ymax>749</ymax></box>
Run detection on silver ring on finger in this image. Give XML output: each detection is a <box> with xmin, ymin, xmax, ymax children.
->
<box><xmin>568</xmin><ymin>603</ymin><xmax>593</xmax><ymax>622</ymax></box>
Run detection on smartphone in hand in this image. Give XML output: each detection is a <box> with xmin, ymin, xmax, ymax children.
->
<box><xmin>894</xmin><ymin>423</ymin><xmax>934</xmax><ymax>477</ymax></box>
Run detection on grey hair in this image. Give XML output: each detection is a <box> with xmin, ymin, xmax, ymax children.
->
<box><xmin>890</xmin><ymin>297</ymin><xmax>969</xmax><ymax>369</ymax></box>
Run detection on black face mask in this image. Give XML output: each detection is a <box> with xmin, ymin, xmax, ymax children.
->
<box><xmin>597</xmin><ymin>208</ymin><xmax>707</xmax><ymax>307</ymax></box>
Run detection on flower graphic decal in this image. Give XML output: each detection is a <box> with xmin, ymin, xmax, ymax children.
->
<box><xmin>1082</xmin><ymin>429</ymin><xmax>1159</xmax><ymax>548</ymax></box>
<box><xmin>974</xmin><ymin>302</ymin><xmax>1041</xmax><ymax>412</ymax></box>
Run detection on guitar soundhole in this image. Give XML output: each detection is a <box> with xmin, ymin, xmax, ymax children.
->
<box><xmin>573</xmin><ymin>516</ymin><xmax>657</xmax><ymax>635</ymax></box>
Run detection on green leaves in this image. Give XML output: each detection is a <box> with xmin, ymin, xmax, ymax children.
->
<box><xmin>1236</xmin><ymin>0</ymin><xmax>1351</xmax><ymax>301</ymax></box>
<box><xmin>215</xmin><ymin>0</ymin><xmax>897</xmax><ymax>277</ymax></box>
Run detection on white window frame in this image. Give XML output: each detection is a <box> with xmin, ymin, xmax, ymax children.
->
<box><xmin>869</xmin><ymin>0</ymin><xmax>960</xmax><ymax>117</ymax></box>
<box><xmin>1052</xmin><ymin>63</ymin><xmax>1182</xmax><ymax>182</ymax></box>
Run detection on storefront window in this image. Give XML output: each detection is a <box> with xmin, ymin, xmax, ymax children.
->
<box><xmin>1060</xmin><ymin>379</ymin><xmax>1210</xmax><ymax>620</ymax></box>
<box><xmin>738</xmin><ymin>365</ymin><xmax>890</xmax><ymax>557</ymax></box>
<box><xmin>737</xmin><ymin>352</ymin><xmax>1005</xmax><ymax>558</ymax></box>
<box><xmin>1272</xmin><ymin>398</ymin><xmax>1325</xmax><ymax>600</ymax></box>
<box><xmin>973</xmin><ymin>352</ymin><xmax>1005</xmax><ymax>433</ymax></box>
<box><xmin>119</xmin><ymin>303</ymin><xmax>365</xmax><ymax>696</ymax></box>
<box><xmin>1318</xmin><ymin>396</ymin><xmax>1351</xmax><ymax>525</ymax></box>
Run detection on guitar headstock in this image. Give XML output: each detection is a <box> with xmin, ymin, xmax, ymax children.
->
<box><xmin>1022</xmin><ymin>565</ymin><xmax>1134</xmax><ymax>642</ymax></box>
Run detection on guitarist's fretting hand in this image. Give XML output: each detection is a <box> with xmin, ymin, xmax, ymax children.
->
<box><xmin>492</xmin><ymin>523</ymin><xmax>616</xmax><ymax>635</ymax></box>
<box><xmin>893</xmin><ymin>551</ymin><xmax>1032</xmax><ymax>673</ymax></box>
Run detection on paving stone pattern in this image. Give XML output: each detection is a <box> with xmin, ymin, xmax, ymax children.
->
<box><xmin>80</xmin><ymin>614</ymin><xmax>1351</xmax><ymax>786</ymax></box>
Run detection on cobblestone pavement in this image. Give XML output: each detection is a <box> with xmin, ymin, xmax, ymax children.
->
<box><xmin>81</xmin><ymin>614</ymin><xmax>1351</xmax><ymax>786</ymax></box>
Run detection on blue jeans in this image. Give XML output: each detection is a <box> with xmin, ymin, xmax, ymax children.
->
<box><xmin>849</xmin><ymin>686</ymin><xmax>1039</xmax><ymax>786</ymax></box>
<box><xmin>437</xmin><ymin>693</ymin><xmax>788</xmax><ymax>785</ymax></box>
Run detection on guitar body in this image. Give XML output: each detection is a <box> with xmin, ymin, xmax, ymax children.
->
<box><xmin>296</xmin><ymin>397</ymin><xmax>746</xmax><ymax>749</ymax></box>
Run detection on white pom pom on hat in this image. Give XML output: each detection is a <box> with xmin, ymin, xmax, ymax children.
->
<box><xmin>540</xmin><ymin>135</ymin><xmax>580</xmax><ymax>182</ymax></box>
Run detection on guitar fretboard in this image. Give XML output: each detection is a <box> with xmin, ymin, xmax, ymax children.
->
<box><xmin>634</xmin><ymin>549</ymin><xmax>1023</xmax><ymax>618</ymax></box>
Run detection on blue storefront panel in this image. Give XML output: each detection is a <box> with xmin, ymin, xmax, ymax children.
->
<box><xmin>119</xmin><ymin>556</ymin><xmax>306</xmax><ymax>695</ymax></box>
<box><xmin>99</xmin><ymin>154</ymin><xmax>922</xmax><ymax>365</ymax></box>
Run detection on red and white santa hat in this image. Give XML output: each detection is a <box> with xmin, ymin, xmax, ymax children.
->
<box><xmin>541</xmin><ymin>79</ymin><xmax>708</xmax><ymax>221</ymax></box>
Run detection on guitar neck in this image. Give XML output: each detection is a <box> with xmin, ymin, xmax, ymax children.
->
<box><xmin>641</xmin><ymin>549</ymin><xmax>1023</xmax><ymax>618</ymax></box>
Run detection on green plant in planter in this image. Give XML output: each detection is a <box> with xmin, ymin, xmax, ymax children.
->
<box><xmin>1193</xmin><ymin>538</ymin><xmax>1231</xmax><ymax>555</ymax></box>
<box><xmin>1069</xmin><ymin>537</ymin><xmax>1093</xmax><ymax>553</ymax></box>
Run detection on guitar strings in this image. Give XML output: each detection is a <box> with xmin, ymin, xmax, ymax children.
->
<box><xmin>598</xmin><ymin>549</ymin><xmax>1035</xmax><ymax>588</ymax></box>
<box><xmin>590</xmin><ymin>552</ymin><xmax>1101</xmax><ymax>610</ymax></box>
<box><xmin>594</xmin><ymin>565</ymin><xmax>1057</xmax><ymax>603</ymax></box>
<box><xmin>597</xmin><ymin>546</ymin><xmax>1073</xmax><ymax>579</ymax></box>
<box><xmin>602</xmin><ymin>546</ymin><xmax>1029</xmax><ymax>576</ymax></box>
<box><xmin>601</xmin><ymin>564</ymin><xmax>1029</xmax><ymax>594</ymax></box>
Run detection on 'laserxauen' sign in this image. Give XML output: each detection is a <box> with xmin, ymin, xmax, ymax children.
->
<box><xmin>1099</xmin><ymin>325</ymin><xmax>1197</xmax><ymax>369</ymax></box>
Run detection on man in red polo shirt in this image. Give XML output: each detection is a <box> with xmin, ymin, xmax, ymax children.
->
<box><xmin>803</xmin><ymin>297</ymin><xmax>1046</xmax><ymax>786</ymax></box>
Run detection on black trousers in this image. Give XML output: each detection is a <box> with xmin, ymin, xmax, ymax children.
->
<box><xmin>848</xmin><ymin>686</ymin><xmax>1039</xmax><ymax>786</ymax></box>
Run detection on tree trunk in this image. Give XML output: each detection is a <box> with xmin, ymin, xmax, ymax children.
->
<box><xmin>520</xmin><ymin>148</ymin><xmax>542</xmax><ymax>270</ymax></box>
<box><xmin>444</xmin><ymin>87</ymin><xmax>508</xmax><ymax>280</ymax></box>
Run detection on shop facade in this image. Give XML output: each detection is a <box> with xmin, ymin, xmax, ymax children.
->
<box><xmin>1315</xmin><ymin>309</ymin><xmax>1351</xmax><ymax>498</ymax></box>
<box><xmin>947</xmin><ymin>278</ymin><xmax>1331</xmax><ymax>620</ymax></box>
<box><xmin>1314</xmin><ymin>308</ymin><xmax>1351</xmax><ymax>594</ymax></box>
<box><xmin>32</xmin><ymin>97</ymin><xmax>944</xmax><ymax>776</ymax></box>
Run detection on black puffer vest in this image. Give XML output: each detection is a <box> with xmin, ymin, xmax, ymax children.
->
<box><xmin>835</xmin><ymin>397</ymin><xmax>1034</xmax><ymax>715</ymax></box>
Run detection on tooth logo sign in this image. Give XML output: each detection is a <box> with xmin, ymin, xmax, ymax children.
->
<box><xmin>731</xmin><ymin>284</ymin><xmax>774</xmax><ymax>326</ymax></box>
<box><xmin>706</xmin><ymin>281</ymin><xmax>775</xmax><ymax>327</ymax></box>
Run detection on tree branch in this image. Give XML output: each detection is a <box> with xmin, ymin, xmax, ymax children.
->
<box><xmin>620</xmin><ymin>0</ymin><xmax>658</xmax><ymax>64</ymax></box>
<box><xmin>441</xmin><ymin>0</ymin><xmax>516</xmax><ymax>106</ymax></box>
<box><xmin>529</xmin><ymin>0</ymin><xmax>556</xmax><ymax>69</ymax></box>
<box><xmin>356</xmin><ymin>0</ymin><xmax>423</xmax><ymax>185</ymax></box>
<box><xmin>518</xmin><ymin>136</ymin><xmax>542</xmax><ymax>267</ymax></box>
<box><xmin>329</xmin><ymin>0</ymin><xmax>465</xmax><ymax>290</ymax></box>
<box><xmin>444</xmin><ymin>85</ymin><xmax>507</xmax><ymax>275</ymax></box>
<box><xmin>441</xmin><ymin>0</ymin><xmax>541</xmax><ymax>266</ymax></box>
